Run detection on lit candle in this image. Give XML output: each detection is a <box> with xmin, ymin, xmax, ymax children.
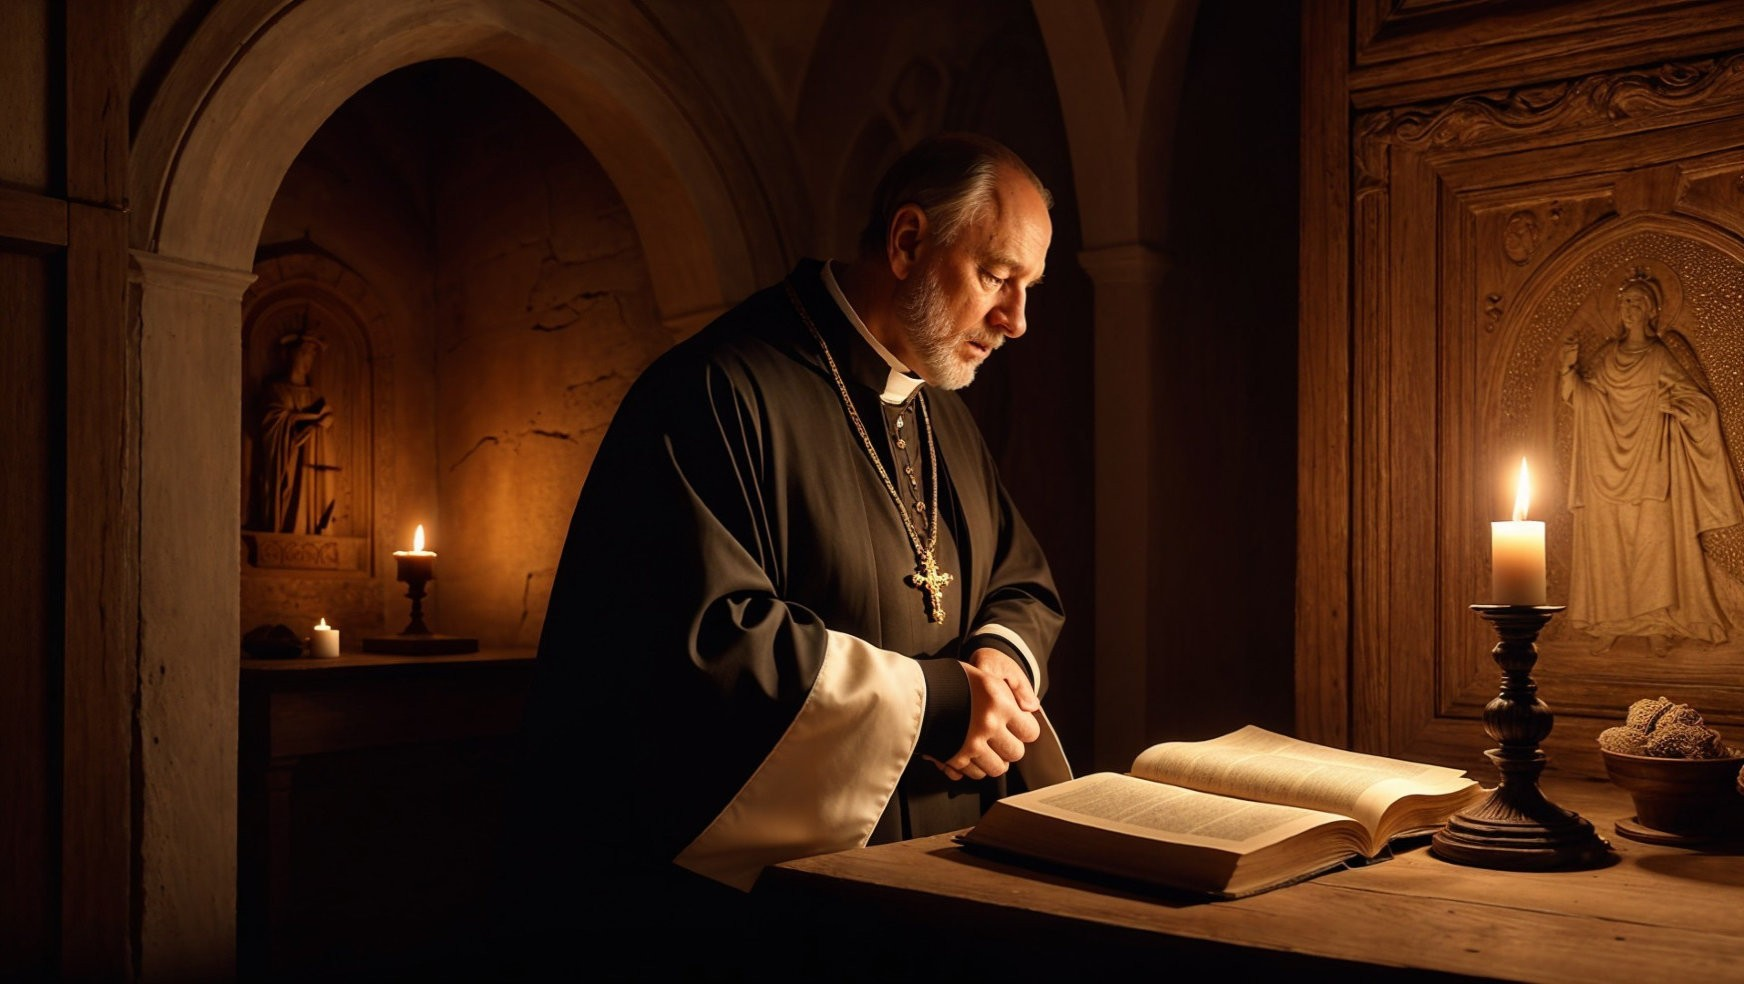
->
<box><xmin>1491</xmin><ymin>457</ymin><xmax>1546</xmax><ymax>605</ymax></box>
<box><xmin>393</xmin><ymin>524</ymin><xmax>437</xmax><ymax>582</ymax></box>
<box><xmin>310</xmin><ymin>617</ymin><xmax>340</xmax><ymax>659</ymax></box>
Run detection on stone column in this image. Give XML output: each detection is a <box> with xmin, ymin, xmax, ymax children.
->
<box><xmin>129</xmin><ymin>250</ymin><xmax>255</xmax><ymax>982</ymax></box>
<box><xmin>1078</xmin><ymin>241</ymin><xmax>1168</xmax><ymax>771</ymax></box>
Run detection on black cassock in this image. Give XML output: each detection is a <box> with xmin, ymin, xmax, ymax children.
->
<box><xmin>523</xmin><ymin>258</ymin><xmax>1065</xmax><ymax>897</ymax></box>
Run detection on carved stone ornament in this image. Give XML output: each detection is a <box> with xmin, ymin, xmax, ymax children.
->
<box><xmin>244</xmin><ymin>531</ymin><xmax>367</xmax><ymax>571</ymax></box>
<box><xmin>240</xmin><ymin>252</ymin><xmax>383</xmax><ymax>577</ymax></box>
<box><xmin>239</xmin><ymin>251</ymin><xmax>392</xmax><ymax>638</ymax></box>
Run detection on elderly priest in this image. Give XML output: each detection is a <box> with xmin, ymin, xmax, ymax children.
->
<box><xmin>512</xmin><ymin>133</ymin><xmax>1069</xmax><ymax>976</ymax></box>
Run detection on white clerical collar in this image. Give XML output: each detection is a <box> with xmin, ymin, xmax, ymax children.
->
<box><xmin>822</xmin><ymin>260</ymin><xmax>924</xmax><ymax>405</ymax></box>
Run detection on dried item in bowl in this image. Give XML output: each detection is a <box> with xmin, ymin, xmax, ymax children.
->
<box><xmin>1598</xmin><ymin>698</ymin><xmax>1744</xmax><ymax>843</ymax></box>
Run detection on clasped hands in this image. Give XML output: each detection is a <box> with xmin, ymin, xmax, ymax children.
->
<box><xmin>924</xmin><ymin>647</ymin><xmax>1041</xmax><ymax>781</ymax></box>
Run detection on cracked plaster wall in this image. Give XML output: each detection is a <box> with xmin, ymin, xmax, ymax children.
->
<box><xmin>432</xmin><ymin>66</ymin><xmax>666</xmax><ymax>647</ymax></box>
<box><xmin>251</xmin><ymin>61</ymin><xmax>663</xmax><ymax>648</ymax></box>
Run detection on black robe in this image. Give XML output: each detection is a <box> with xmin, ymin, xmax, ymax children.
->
<box><xmin>522</xmin><ymin>258</ymin><xmax>1064</xmax><ymax>895</ymax></box>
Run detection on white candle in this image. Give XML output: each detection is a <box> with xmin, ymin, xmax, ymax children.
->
<box><xmin>311</xmin><ymin>617</ymin><xmax>341</xmax><ymax>659</ymax></box>
<box><xmin>1491</xmin><ymin>457</ymin><xmax>1546</xmax><ymax>605</ymax></box>
<box><xmin>393</xmin><ymin>523</ymin><xmax>437</xmax><ymax>582</ymax></box>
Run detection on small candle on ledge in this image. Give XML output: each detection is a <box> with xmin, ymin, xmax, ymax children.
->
<box><xmin>310</xmin><ymin>617</ymin><xmax>340</xmax><ymax>659</ymax></box>
<box><xmin>1491</xmin><ymin>457</ymin><xmax>1546</xmax><ymax>605</ymax></box>
<box><xmin>393</xmin><ymin>523</ymin><xmax>436</xmax><ymax>582</ymax></box>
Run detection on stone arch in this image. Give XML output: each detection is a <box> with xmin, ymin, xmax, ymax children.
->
<box><xmin>124</xmin><ymin>0</ymin><xmax>796</xmax><ymax>971</ymax></box>
<box><xmin>134</xmin><ymin>0</ymin><xmax>787</xmax><ymax>320</ymax></box>
<box><xmin>1034</xmin><ymin>0</ymin><xmax>1197</xmax><ymax>248</ymax></box>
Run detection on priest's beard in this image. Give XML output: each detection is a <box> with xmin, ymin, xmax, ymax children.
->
<box><xmin>896</xmin><ymin>262</ymin><xmax>999</xmax><ymax>390</ymax></box>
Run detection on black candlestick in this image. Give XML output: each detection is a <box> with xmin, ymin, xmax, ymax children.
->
<box><xmin>399</xmin><ymin>572</ymin><xmax>433</xmax><ymax>634</ymax></box>
<box><xmin>1430</xmin><ymin>605</ymin><xmax>1610</xmax><ymax>870</ymax></box>
<box><xmin>362</xmin><ymin>569</ymin><xmax>478</xmax><ymax>655</ymax></box>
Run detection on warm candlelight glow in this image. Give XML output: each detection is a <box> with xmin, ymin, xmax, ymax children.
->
<box><xmin>393</xmin><ymin>524</ymin><xmax>437</xmax><ymax>582</ymax></box>
<box><xmin>395</xmin><ymin>524</ymin><xmax>435</xmax><ymax>557</ymax></box>
<box><xmin>310</xmin><ymin>617</ymin><xmax>339</xmax><ymax>658</ymax></box>
<box><xmin>413</xmin><ymin>524</ymin><xmax>426</xmax><ymax>553</ymax></box>
<box><xmin>1492</xmin><ymin>457</ymin><xmax>1547</xmax><ymax>605</ymax></box>
<box><xmin>1513</xmin><ymin>457</ymin><xmax>1531</xmax><ymax>522</ymax></box>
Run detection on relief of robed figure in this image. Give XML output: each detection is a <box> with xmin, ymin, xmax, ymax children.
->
<box><xmin>1559</xmin><ymin>266</ymin><xmax>1744</xmax><ymax>655</ymax></box>
<box><xmin>258</xmin><ymin>331</ymin><xmax>337</xmax><ymax>534</ymax></box>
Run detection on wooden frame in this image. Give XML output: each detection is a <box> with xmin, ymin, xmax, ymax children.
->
<box><xmin>1301</xmin><ymin>3</ymin><xmax>1744</xmax><ymax>774</ymax></box>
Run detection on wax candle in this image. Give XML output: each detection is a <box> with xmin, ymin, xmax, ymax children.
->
<box><xmin>310</xmin><ymin>617</ymin><xmax>340</xmax><ymax>659</ymax></box>
<box><xmin>1491</xmin><ymin>457</ymin><xmax>1546</xmax><ymax>605</ymax></box>
<box><xmin>393</xmin><ymin>523</ymin><xmax>437</xmax><ymax>582</ymax></box>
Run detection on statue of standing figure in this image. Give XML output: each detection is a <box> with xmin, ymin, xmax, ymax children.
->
<box><xmin>1560</xmin><ymin>266</ymin><xmax>1744</xmax><ymax>655</ymax></box>
<box><xmin>259</xmin><ymin>331</ymin><xmax>336</xmax><ymax>534</ymax></box>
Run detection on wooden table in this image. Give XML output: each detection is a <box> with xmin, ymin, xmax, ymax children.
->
<box><xmin>239</xmin><ymin>648</ymin><xmax>535</xmax><ymax>979</ymax></box>
<box><xmin>757</xmin><ymin>776</ymin><xmax>1744</xmax><ymax>982</ymax></box>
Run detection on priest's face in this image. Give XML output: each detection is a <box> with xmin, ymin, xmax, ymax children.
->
<box><xmin>896</xmin><ymin>168</ymin><xmax>1051</xmax><ymax>390</ymax></box>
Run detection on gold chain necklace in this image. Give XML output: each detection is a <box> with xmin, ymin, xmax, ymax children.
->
<box><xmin>785</xmin><ymin>280</ymin><xmax>953</xmax><ymax>623</ymax></box>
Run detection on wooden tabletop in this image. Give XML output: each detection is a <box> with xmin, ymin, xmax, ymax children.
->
<box><xmin>758</xmin><ymin>776</ymin><xmax>1744</xmax><ymax>982</ymax></box>
<box><xmin>239</xmin><ymin>647</ymin><xmax>535</xmax><ymax>758</ymax></box>
<box><xmin>241</xmin><ymin>646</ymin><xmax>536</xmax><ymax>677</ymax></box>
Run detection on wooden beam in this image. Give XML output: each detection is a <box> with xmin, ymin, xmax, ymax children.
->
<box><xmin>1296</xmin><ymin>0</ymin><xmax>1353</xmax><ymax>748</ymax></box>
<box><xmin>65</xmin><ymin>0</ymin><xmax>127</xmax><ymax>208</ymax></box>
<box><xmin>62</xmin><ymin>0</ymin><xmax>135</xmax><ymax>978</ymax></box>
<box><xmin>0</xmin><ymin>186</ymin><xmax>68</xmax><ymax>248</ymax></box>
<box><xmin>61</xmin><ymin>203</ymin><xmax>135</xmax><ymax>982</ymax></box>
<box><xmin>0</xmin><ymin>247</ymin><xmax>56</xmax><ymax>980</ymax></box>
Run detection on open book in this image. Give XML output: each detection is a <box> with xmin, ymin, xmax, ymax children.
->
<box><xmin>960</xmin><ymin>725</ymin><xmax>1484</xmax><ymax>899</ymax></box>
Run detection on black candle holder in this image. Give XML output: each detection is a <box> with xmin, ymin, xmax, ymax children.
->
<box><xmin>361</xmin><ymin>566</ymin><xmax>478</xmax><ymax>655</ymax></box>
<box><xmin>1430</xmin><ymin>605</ymin><xmax>1610</xmax><ymax>870</ymax></box>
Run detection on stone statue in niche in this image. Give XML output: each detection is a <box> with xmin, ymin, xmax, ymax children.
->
<box><xmin>258</xmin><ymin>330</ymin><xmax>337</xmax><ymax>534</ymax></box>
<box><xmin>1559</xmin><ymin>265</ymin><xmax>1744</xmax><ymax>655</ymax></box>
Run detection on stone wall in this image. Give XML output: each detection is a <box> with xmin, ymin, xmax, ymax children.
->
<box><xmin>248</xmin><ymin>60</ymin><xmax>663</xmax><ymax>648</ymax></box>
<box><xmin>428</xmin><ymin>62</ymin><xmax>666</xmax><ymax>647</ymax></box>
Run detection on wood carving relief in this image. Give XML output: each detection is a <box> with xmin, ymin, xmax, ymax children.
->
<box><xmin>1359</xmin><ymin>53</ymin><xmax>1744</xmax><ymax>158</ymax></box>
<box><xmin>1502</xmin><ymin>208</ymin><xmax>1547</xmax><ymax>264</ymax></box>
<box><xmin>1349</xmin><ymin>49</ymin><xmax>1744</xmax><ymax>771</ymax></box>
<box><xmin>1506</xmin><ymin>236</ymin><xmax>1744</xmax><ymax>661</ymax></box>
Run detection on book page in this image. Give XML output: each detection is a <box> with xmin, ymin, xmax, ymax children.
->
<box><xmin>1129</xmin><ymin>726</ymin><xmax>1473</xmax><ymax>836</ymax></box>
<box><xmin>1018</xmin><ymin>772</ymin><xmax>1347</xmax><ymax>852</ymax></box>
<box><xmin>962</xmin><ymin>772</ymin><xmax>1375</xmax><ymax>897</ymax></box>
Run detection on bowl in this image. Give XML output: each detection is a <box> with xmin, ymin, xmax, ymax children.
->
<box><xmin>1600</xmin><ymin>748</ymin><xmax>1744</xmax><ymax>842</ymax></box>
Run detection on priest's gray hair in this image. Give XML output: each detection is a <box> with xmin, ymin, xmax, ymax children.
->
<box><xmin>858</xmin><ymin>132</ymin><xmax>1053</xmax><ymax>257</ymax></box>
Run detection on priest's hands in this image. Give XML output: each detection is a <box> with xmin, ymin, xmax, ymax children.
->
<box><xmin>929</xmin><ymin>648</ymin><xmax>1041</xmax><ymax>781</ymax></box>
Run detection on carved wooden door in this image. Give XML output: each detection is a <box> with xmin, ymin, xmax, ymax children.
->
<box><xmin>1302</xmin><ymin>0</ymin><xmax>1744</xmax><ymax>773</ymax></box>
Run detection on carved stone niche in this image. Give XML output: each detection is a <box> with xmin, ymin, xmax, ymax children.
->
<box><xmin>240</xmin><ymin>253</ymin><xmax>389</xmax><ymax>636</ymax></box>
<box><xmin>1339</xmin><ymin>52</ymin><xmax>1744</xmax><ymax>775</ymax></box>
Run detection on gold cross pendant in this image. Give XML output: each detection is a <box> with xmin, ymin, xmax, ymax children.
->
<box><xmin>907</xmin><ymin>551</ymin><xmax>954</xmax><ymax>624</ymax></box>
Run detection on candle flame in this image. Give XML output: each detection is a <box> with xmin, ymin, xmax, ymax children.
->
<box><xmin>1512</xmin><ymin>457</ymin><xmax>1531</xmax><ymax>522</ymax></box>
<box><xmin>315</xmin><ymin>617</ymin><xmax>330</xmax><ymax>630</ymax></box>
<box><xmin>413</xmin><ymin>524</ymin><xmax>426</xmax><ymax>552</ymax></box>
